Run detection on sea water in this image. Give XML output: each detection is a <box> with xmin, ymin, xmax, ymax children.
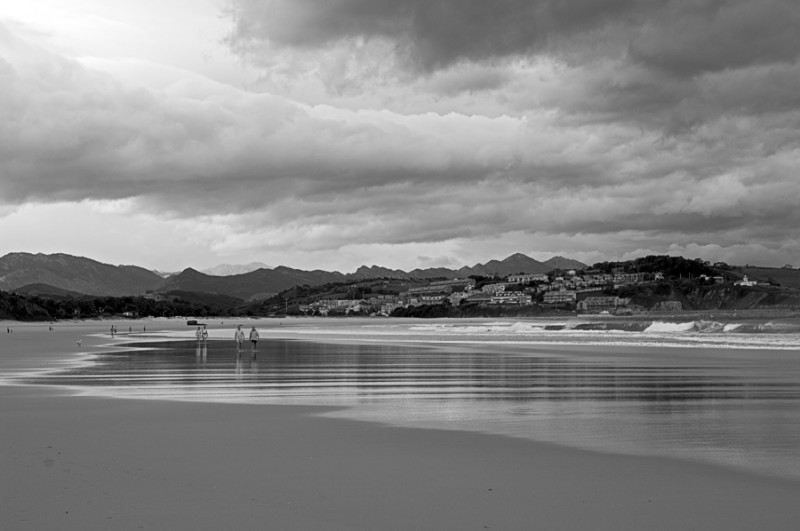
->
<box><xmin>13</xmin><ymin>317</ymin><xmax>800</xmax><ymax>481</ymax></box>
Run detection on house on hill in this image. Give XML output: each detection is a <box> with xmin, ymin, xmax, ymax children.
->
<box><xmin>507</xmin><ymin>273</ymin><xmax>549</xmax><ymax>283</ymax></box>
<box><xmin>490</xmin><ymin>292</ymin><xmax>533</xmax><ymax>305</ymax></box>
<box><xmin>577</xmin><ymin>296</ymin><xmax>630</xmax><ymax>313</ymax></box>
<box><xmin>482</xmin><ymin>283</ymin><xmax>508</xmax><ymax>294</ymax></box>
<box><xmin>542</xmin><ymin>289</ymin><xmax>576</xmax><ymax>305</ymax></box>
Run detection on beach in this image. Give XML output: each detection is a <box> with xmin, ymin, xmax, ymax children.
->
<box><xmin>3</xmin><ymin>319</ymin><xmax>800</xmax><ymax>530</ymax></box>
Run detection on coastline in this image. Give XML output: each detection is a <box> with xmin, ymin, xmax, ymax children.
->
<box><xmin>3</xmin><ymin>319</ymin><xmax>800</xmax><ymax>530</ymax></box>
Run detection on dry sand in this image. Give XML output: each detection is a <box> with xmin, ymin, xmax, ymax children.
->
<box><xmin>2</xmin><ymin>320</ymin><xmax>800</xmax><ymax>530</ymax></box>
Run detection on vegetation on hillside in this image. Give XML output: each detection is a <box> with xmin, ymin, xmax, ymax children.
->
<box><xmin>589</xmin><ymin>255</ymin><xmax>717</xmax><ymax>278</ymax></box>
<box><xmin>0</xmin><ymin>290</ymin><xmax>243</xmax><ymax>321</ymax></box>
<box><xmin>2</xmin><ymin>254</ymin><xmax>800</xmax><ymax>321</ymax></box>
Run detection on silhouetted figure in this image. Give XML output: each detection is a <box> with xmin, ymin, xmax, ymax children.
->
<box><xmin>234</xmin><ymin>325</ymin><xmax>245</xmax><ymax>353</ymax></box>
<box><xmin>249</xmin><ymin>327</ymin><xmax>260</xmax><ymax>357</ymax></box>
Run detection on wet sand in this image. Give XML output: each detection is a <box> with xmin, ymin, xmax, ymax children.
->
<box><xmin>2</xmin><ymin>320</ymin><xmax>800</xmax><ymax>530</ymax></box>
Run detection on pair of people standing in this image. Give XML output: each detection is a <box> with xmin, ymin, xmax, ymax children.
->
<box><xmin>234</xmin><ymin>325</ymin><xmax>259</xmax><ymax>356</ymax></box>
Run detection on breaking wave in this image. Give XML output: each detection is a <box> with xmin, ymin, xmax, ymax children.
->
<box><xmin>644</xmin><ymin>321</ymin><xmax>697</xmax><ymax>333</ymax></box>
<box><xmin>354</xmin><ymin>318</ymin><xmax>800</xmax><ymax>350</ymax></box>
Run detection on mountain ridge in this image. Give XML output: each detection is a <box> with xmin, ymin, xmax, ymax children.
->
<box><xmin>201</xmin><ymin>262</ymin><xmax>273</xmax><ymax>276</ymax></box>
<box><xmin>0</xmin><ymin>252</ymin><xmax>587</xmax><ymax>299</ymax></box>
<box><xmin>544</xmin><ymin>256</ymin><xmax>590</xmax><ymax>271</ymax></box>
<box><xmin>0</xmin><ymin>252</ymin><xmax>163</xmax><ymax>297</ymax></box>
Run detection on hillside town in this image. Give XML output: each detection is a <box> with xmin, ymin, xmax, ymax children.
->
<box><xmin>299</xmin><ymin>264</ymin><xmax>780</xmax><ymax>317</ymax></box>
<box><xmin>2</xmin><ymin>253</ymin><xmax>798</xmax><ymax>321</ymax></box>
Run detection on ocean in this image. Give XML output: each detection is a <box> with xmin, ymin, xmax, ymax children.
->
<box><xmin>11</xmin><ymin>317</ymin><xmax>800</xmax><ymax>482</ymax></box>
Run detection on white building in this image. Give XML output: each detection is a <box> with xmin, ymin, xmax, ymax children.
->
<box><xmin>507</xmin><ymin>273</ymin><xmax>549</xmax><ymax>283</ymax></box>
<box><xmin>490</xmin><ymin>293</ymin><xmax>533</xmax><ymax>305</ymax></box>
<box><xmin>577</xmin><ymin>296</ymin><xmax>629</xmax><ymax>312</ymax></box>
<box><xmin>735</xmin><ymin>275</ymin><xmax>757</xmax><ymax>287</ymax></box>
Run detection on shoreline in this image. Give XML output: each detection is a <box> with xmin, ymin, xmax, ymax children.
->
<box><xmin>3</xmin><ymin>320</ymin><xmax>800</xmax><ymax>529</ymax></box>
<box><xmin>3</xmin><ymin>308</ymin><xmax>800</xmax><ymax>324</ymax></box>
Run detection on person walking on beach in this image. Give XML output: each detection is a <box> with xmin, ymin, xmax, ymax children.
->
<box><xmin>249</xmin><ymin>326</ymin><xmax>260</xmax><ymax>357</ymax></box>
<box><xmin>201</xmin><ymin>325</ymin><xmax>209</xmax><ymax>343</ymax></box>
<box><xmin>234</xmin><ymin>325</ymin><xmax>245</xmax><ymax>353</ymax></box>
<box><xmin>195</xmin><ymin>326</ymin><xmax>202</xmax><ymax>342</ymax></box>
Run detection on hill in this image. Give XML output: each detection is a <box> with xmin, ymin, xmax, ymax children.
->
<box><xmin>349</xmin><ymin>265</ymin><xmax>417</xmax><ymax>280</ymax></box>
<box><xmin>544</xmin><ymin>256</ymin><xmax>588</xmax><ymax>271</ymax></box>
<box><xmin>739</xmin><ymin>267</ymin><xmax>800</xmax><ymax>290</ymax></box>
<box><xmin>592</xmin><ymin>255</ymin><xmax>716</xmax><ymax>278</ymax></box>
<box><xmin>0</xmin><ymin>252</ymin><xmax>588</xmax><ymax>300</ymax></box>
<box><xmin>0</xmin><ymin>291</ymin><xmax>51</xmax><ymax>320</ymax></box>
<box><xmin>157</xmin><ymin>267</ymin><xmax>347</xmax><ymax>300</ymax></box>
<box><xmin>11</xmin><ymin>283</ymin><xmax>85</xmax><ymax>299</ymax></box>
<box><xmin>0</xmin><ymin>253</ymin><xmax>164</xmax><ymax>296</ymax></box>
<box><xmin>461</xmin><ymin>253</ymin><xmax>551</xmax><ymax>277</ymax></box>
<box><xmin>201</xmin><ymin>262</ymin><xmax>273</xmax><ymax>276</ymax></box>
<box><xmin>161</xmin><ymin>253</ymin><xmax>580</xmax><ymax>299</ymax></box>
<box><xmin>160</xmin><ymin>290</ymin><xmax>244</xmax><ymax>308</ymax></box>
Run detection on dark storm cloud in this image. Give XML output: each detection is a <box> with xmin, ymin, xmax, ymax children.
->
<box><xmin>226</xmin><ymin>1</ymin><xmax>800</xmax><ymax>74</ymax></box>
<box><xmin>226</xmin><ymin>0</ymin><xmax>651</xmax><ymax>71</ymax></box>
<box><xmin>226</xmin><ymin>0</ymin><xmax>800</xmax><ymax>125</ymax></box>
<box><xmin>628</xmin><ymin>0</ymin><xmax>800</xmax><ymax>76</ymax></box>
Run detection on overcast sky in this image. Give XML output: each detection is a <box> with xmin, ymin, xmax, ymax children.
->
<box><xmin>2</xmin><ymin>1</ymin><xmax>799</xmax><ymax>272</ymax></box>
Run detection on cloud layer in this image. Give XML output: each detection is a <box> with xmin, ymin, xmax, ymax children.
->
<box><xmin>2</xmin><ymin>0</ymin><xmax>800</xmax><ymax>270</ymax></box>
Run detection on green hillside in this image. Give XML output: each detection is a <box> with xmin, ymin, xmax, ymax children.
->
<box><xmin>740</xmin><ymin>267</ymin><xmax>800</xmax><ymax>289</ymax></box>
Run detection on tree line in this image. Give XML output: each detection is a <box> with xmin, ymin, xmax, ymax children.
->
<box><xmin>0</xmin><ymin>291</ymin><xmax>246</xmax><ymax>321</ymax></box>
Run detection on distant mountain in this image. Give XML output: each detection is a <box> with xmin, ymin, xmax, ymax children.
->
<box><xmin>460</xmin><ymin>253</ymin><xmax>552</xmax><ymax>277</ymax></box>
<box><xmin>544</xmin><ymin>256</ymin><xmax>588</xmax><ymax>271</ymax></box>
<box><xmin>157</xmin><ymin>256</ymin><xmax>564</xmax><ymax>299</ymax></box>
<box><xmin>0</xmin><ymin>253</ymin><xmax>163</xmax><ymax>296</ymax></box>
<box><xmin>0</xmin><ymin>251</ymin><xmax>588</xmax><ymax>300</ymax></box>
<box><xmin>156</xmin><ymin>266</ymin><xmax>346</xmax><ymax>300</ymax></box>
<box><xmin>350</xmin><ymin>265</ymin><xmax>410</xmax><ymax>280</ymax></box>
<box><xmin>348</xmin><ymin>254</ymin><xmax>560</xmax><ymax>282</ymax></box>
<box><xmin>348</xmin><ymin>265</ymin><xmax>462</xmax><ymax>280</ymax></box>
<box><xmin>11</xmin><ymin>283</ymin><xmax>86</xmax><ymax>299</ymax></box>
<box><xmin>201</xmin><ymin>262</ymin><xmax>273</xmax><ymax>276</ymax></box>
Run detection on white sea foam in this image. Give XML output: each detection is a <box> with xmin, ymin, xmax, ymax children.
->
<box><xmin>271</xmin><ymin>319</ymin><xmax>800</xmax><ymax>350</ymax></box>
<box><xmin>644</xmin><ymin>321</ymin><xmax>697</xmax><ymax>333</ymax></box>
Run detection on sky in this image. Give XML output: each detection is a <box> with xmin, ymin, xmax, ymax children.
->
<box><xmin>1</xmin><ymin>1</ymin><xmax>799</xmax><ymax>273</ymax></box>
